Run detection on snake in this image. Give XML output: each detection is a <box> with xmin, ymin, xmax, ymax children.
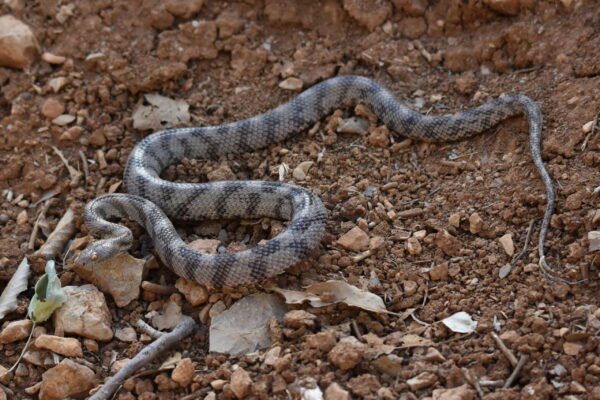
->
<box><xmin>78</xmin><ymin>75</ymin><xmax>554</xmax><ymax>288</ymax></box>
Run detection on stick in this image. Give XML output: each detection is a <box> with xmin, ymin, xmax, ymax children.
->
<box><xmin>462</xmin><ymin>368</ymin><xmax>484</xmax><ymax>398</ymax></box>
<box><xmin>503</xmin><ymin>354</ymin><xmax>528</xmax><ymax>388</ymax></box>
<box><xmin>28</xmin><ymin>200</ymin><xmax>52</xmax><ymax>250</ymax></box>
<box><xmin>490</xmin><ymin>332</ymin><xmax>518</xmax><ymax>367</ymax></box>
<box><xmin>89</xmin><ymin>317</ymin><xmax>198</xmax><ymax>400</ymax></box>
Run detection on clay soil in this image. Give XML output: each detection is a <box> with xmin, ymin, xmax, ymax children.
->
<box><xmin>1</xmin><ymin>0</ymin><xmax>600</xmax><ymax>399</ymax></box>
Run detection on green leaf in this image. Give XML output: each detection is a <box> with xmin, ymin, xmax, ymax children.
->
<box><xmin>27</xmin><ymin>260</ymin><xmax>66</xmax><ymax>323</ymax></box>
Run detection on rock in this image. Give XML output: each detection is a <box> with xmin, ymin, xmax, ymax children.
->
<box><xmin>53</xmin><ymin>285</ymin><xmax>113</xmax><ymax>341</ymax></box>
<box><xmin>48</xmin><ymin>77</ymin><xmax>68</xmax><ymax>93</ymax></box>
<box><xmin>432</xmin><ymin>384</ymin><xmax>475</xmax><ymax>400</ymax></box>
<box><xmin>175</xmin><ymin>278</ymin><xmax>209</xmax><ymax>306</ymax></box>
<box><xmin>499</xmin><ymin>233</ymin><xmax>515</xmax><ymax>256</ymax></box>
<box><xmin>189</xmin><ymin>239</ymin><xmax>221</xmax><ymax>253</ymax></box>
<box><xmin>41</xmin><ymin>52</ymin><xmax>66</xmax><ymax>64</ymax></box>
<box><xmin>51</xmin><ymin>114</ymin><xmax>76</xmax><ymax>126</ymax></box>
<box><xmin>216</xmin><ymin>11</ymin><xmax>244</xmax><ymax>38</ymax></box>
<box><xmin>469</xmin><ymin>212</ymin><xmax>484</xmax><ymax>234</ymax></box>
<box><xmin>0</xmin><ymin>319</ymin><xmax>32</xmax><ymax>344</ymax></box>
<box><xmin>279</xmin><ymin>77</ymin><xmax>303</xmax><ymax>91</ymax></box>
<box><xmin>588</xmin><ymin>231</ymin><xmax>600</xmax><ymax>252</ymax></box>
<box><xmin>59</xmin><ymin>126</ymin><xmax>83</xmax><ymax>141</ymax></box>
<box><xmin>392</xmin><ymin>0</ymin><xmax>428</xmax><ymax>16</ymax></box>
<box><xmin>34</xmin><ymin>335</ymin><xmax>83</xmax><ymax>357</ymax></box>
<box><xmin>398</xmin><ymin>16</ymin><xmax>427</xmax><ymax>39</ymax></box>
<box><xmin>83</xmin><ymin>339</ymin><xmax>98</xmax><ymax>352</ymax></box>
<box><xmin>435</xmin><ymin>230</ymin><xmax>461</xmax><ymax>256</ymax></box>
<box><xmin>407</xmin><ymin>371</ymin><xmax>437</xmax><ymax>391</ymax></box>
<box><xmin>230</xmin><ymin>367</ymin><xmax>252</xmax><ymax>399</ymax></box>
<box><xmin>423</xmin><ymin>347</ymin><xmax>446</xmax><ymax>362</ymax></box>
<box><xmin>430</xmin><ymin>263</ymin><xmax>449</xmax><ymax>281</ymax></box>
<box><xmin>165</xmin><ymin>0</ymin><xmax>204</xmax><ymax>19</ymax></box>
<box><xmin>230</xmin><ymin>47</ymin><xmax>268</xmax><ymax>78</ymax></box>
<box><xmin>338</xmin><ymin>226</ymin><xmax>370</xmax><ymax>252</ymax></box>
<box><xmin>263</xmin><ymin>346</ymin><xmax>282</xmax><ymax>367</ymax></box>
<box><xmin>305</xmin><ymin>330</ymin><xmax>337</xmax><ymax>352</ymax></box>
<box><xmin>115</xmin><ymin>327</ymin><xmax>137</xmax><ymax>342</ymax></box>
<box><xmin>483</xmin><ymin>0</ymin><xmax>520</xmax><ymax>16</ymax></box>
<box><xmin>343</xmin><ymin>0</ymin><xmax>392</xmax><ymax>31</ymax></box>
<box><xmin>39</xmin><ymin>359</ymin><xmax>97</xmax><ymax>400</ymax></box>
<box><xmin>73</xmin><ymin>253</ymin><xmax>143</xmax><ymax>308</ymax></box>
<box><xmin>337</xmin><ymin>117</ymin><xmax>369</xmax><ymax>134</ymax></box>
<box><xmin>284</xmin><ymin>310</ymin><xmax>317</xmax><ymax>329</ymax></box>
<box><xmin>41</xmin><ymin>98</ymin><xmax>65</xmax><ymax>118</ymax></box>
<box><xmin>325</xmin><ymin>382</ymin><xmax>351</xmax><ymax>400</ymax></box>
<box><xmin>293</xmin><ymin>161</ymin><xmax>314</xmax><ymax>181</ymax></box>
<box><xmin>448</xmin><ymin>212</ymin><xmax>461</xmax><ymax>228</ymax></box>
<box><xmin>563</xmin><ymin>342</ymin><xmax>582</xmax><ymax>356</ymax></box>
<box><xmin>347</xmin><ymin>374</ymin><xmax>381</xmax><ymax>397</ymax></box>
<box><xmin>328</xmin><ymin>338</ymin><xmax>365</xmax><ymax>370</ymax></box>
<box><xmin>406</xmin><ymin>237</ymin><xmax>422</xmax><ymax>255</ymax></box>
<box><xmin>172</xmin><ymin>358</ymin><xmax>194</xmax><ymax>387</ymax></box>
<box><xmin>0</xmin><ymin>15</ymin><xmax>40</xmax><ymax>69</ymax></box>
<box><xmin>403</xmin><ymin>280</ymin><xmax>418</xmax><ymax>296</ymax></box>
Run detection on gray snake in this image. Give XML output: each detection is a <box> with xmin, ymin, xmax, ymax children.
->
<box><xmin>78</xmin><ymin>76</ymin><xmax>554</xmax><ymax>288</ymax></box>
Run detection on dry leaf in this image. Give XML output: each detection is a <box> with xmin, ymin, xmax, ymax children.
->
<box><xmin>0</xmin><ymin>258</ymin><xmax>30</xmax><ymax>320</ymax></box>
<box><xmin>152</xmin><ymin>299</ymin><xmax>184</xmax><ymax>331</ymax></box>
<box><xmin>442</xmin><ymin>312</ymin><xmax>477</xmax><ymax>334</ymax></box>
<box><xmin>36</xmin><ymin>208</ymin><xmax>76</xmax><ymax>259</ymax></box>
<box><xmin>209</xmin><ymin>293</ymin><xmax>287</xmax><ymax>356</ymax></box>
<box><xmin>272</xmin><ymin>280</ymin><xmax>387</xmax><ymax>313</ymax></box>
<box><xmin>132</xmin><ymin>94</ymin><xmax>190</xmax><ymax>130</ymax></box>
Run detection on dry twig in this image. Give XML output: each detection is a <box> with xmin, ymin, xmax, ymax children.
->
<box><xmin>503</xmin><ymin>354</ymin><xmax>528</xmax><ymax>388</ymax></box>
<box><xmin>90</xmin><ymin>317</ymin><xmax>198</xmax><ymax>400</ymax></box>
<box><xmin>491</xmin><ymin>332</ymin><xmax>518</xmax><ymax>367</ymax></box>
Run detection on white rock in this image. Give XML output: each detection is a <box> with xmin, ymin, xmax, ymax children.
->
<box><xmin>0</xmin><ymin>15</ymin><xmax>40</xmax><ymax>69</ymax></box>
<box><xmin>53</xmin><ymin>285</ymin><xmax>113</xmax><ymax>341</ymax></box>
<box><xmin>278</xmin><ymin>77</ymin><xmax>303</xmax><ymax>91</ymax></box>
<box><xmin>589</xmin><ymin>231</ymin><xmax>600</xmax><ymax>252</ymax></box>
<box><xmin>115</xmin><ymin>326</ymin><xmax>137</xmax><ymax>342</ymax></box>
<box><xmin>51</xmin><ymin>114</ymin><xmax>76</xmax><ymax>126</ymax></box>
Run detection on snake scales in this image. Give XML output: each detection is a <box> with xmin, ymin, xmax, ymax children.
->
<box><xmin>78</xmin><ymin>76</ymin><xmax>554</xmax><ymax>288</ymax></box>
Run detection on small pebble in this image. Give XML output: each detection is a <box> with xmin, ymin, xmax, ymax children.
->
<box><xmin>278</xmin><ymin>77</ymin><xmax>303</xmax><ymax>91</ymax></box>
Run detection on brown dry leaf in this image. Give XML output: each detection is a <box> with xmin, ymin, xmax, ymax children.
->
<box><xmin>271</xmin><ymin>280</ymin><xmax>387</xmax><ymax>313</ymax></box>
<box><xmin>36</xmin><ymin>208</ymin><xmax>76</xmax><ymax>259</ymax></box>
<box><xmin>132</xmin><ymin>94</ymin><xmax>190</xmax><ymax>130</ymax></box>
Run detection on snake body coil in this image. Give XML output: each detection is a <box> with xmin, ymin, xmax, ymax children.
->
<box><xmin>79</xmin><ymin>76</ymin><xmax>553</xmax><ymax>288</ymax></box>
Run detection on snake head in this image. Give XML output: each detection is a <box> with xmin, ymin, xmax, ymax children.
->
<box><xmin>77</xmin><ymin>239</ymin><xmax>123</xmax><ymax>266</ymax></box>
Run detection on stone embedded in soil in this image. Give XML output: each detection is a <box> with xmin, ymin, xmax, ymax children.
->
<box><xmin>435</xmin><ymin>230</ymin><xmax>461</xmax><ymax>256</ymax></box>
<box><xmin>346</xmin><ymin>374</ymin><xmax>381</xmax><ymax>397</ymax></box>
<box><xmin>115</xmin><ymin>326</ymin><xmax>137</xmax><ymax>342</ymax></box>
<box><xmin>392</xmin><ymin>0</ymin><xmax>428</xmax><ymax>16</ymax></box>
<box><xmin>230</xmin><ymin>367</ymin><xmax>252</xmax><ymax>399</ymax></box>
<box><xmin>499</xmin><ymin>233</ymin><xmax>515</xmax><ymax>256</ymax></box>
<box><xmin>469</xmin><ymin>212</ymin><xmax>484</xmax><ymax>234</ymax></box>
<box><xmin>448</xmin><ymin>212</ymin><xmax>461</xmax><ymax>227</ymax></box>
<box><xmin>406</xmin><ymin>237</ymin><xmax>423</xmax><ymax>256</ymax></box>
<box><xmin>39</xmin><ymin>359</ymin><xmax>97</xmax><ymax>400</ymax></box>
<box><xmin>563</xmin><ymin>341</ymin><xmax>582</xmax><ymax>356</ymax></box>
<box><xmin>328</xmin><ymin>338</ymin><xmax>365</xmax><ymax>370</ymax></box>
<box><xmin>325</xmin><ymin>382</ymin><xmax>351</xmax><ymax>400</ymax></box>
<box><xmin>424</xmin><ymin>347</ymin><xmax>446</xmax><ymax>363</ymax></box>
<box><xmin>165</xmin><ymin>0</ymin><xmax>204</xmax><ymax>19</ymax></box>
<box><xmin>429</xmin><ymin>262</ymin><xmax>449</xmax><ymax>281</ymax></box>
<box><xmin>53</xmin><ymin>285</ymin><xmax>113</xmax><ymax>341</ymax></box>
<box><xmin>279</xmin><ymin>77</ymin><xmax>303</xmax><ymax>91</ymax></box>
<box><xmin>588</xmin><ymin>231</ymin><xmax>600</xmax><ymax>252</ymax></box>
<box><xmin>34</xmin><ymin>334</ymin><xmax>83</xmax><ymax>357</ymax></box>
<box><xmin>0</xmin><ymin>319</ymin><xmax>32</xmax><ymax>344</ymax></box>
<box><xmin>41</xmin><ymin>52</ymin><xmax>65</xmax><ymax>64</ymax></box>
<box><xmin>338</xmin><ymin>226</ymin><xmax>370</xmax><ymax>252</ymax></box>
<box><xmin>483</xmin><ymin>0</ymin><xmax>520</xmax><ymax>16</ymax></box>
<box><xmin>293</xmin><ymin>161</ymin><xmax>314</xmax><ymax>181</ymax></box>
<box><xmin>41</xmin><ymin>98</ymin><xmax>65</xmax><ymax>118</ymax></box>
<box><xmin>175</xmin><ymin>278</ymin><xmax>209</xmax><ymax>306</ymax></box>
<box><xmin>431</xmin><ymin>384</ymin><xmax>475</xmax><ymax>400</ymax></box>
<box><xmin>284</xmin><ymin>310</ymin><xmax>317</xmax><ymax>329</ymax></box>
<box><xmin>368</xmin><ymin>126</ymin><xmax>390</xmax><ymax>147</ymax></box>
<box><xmin>157</xmin><ymin>21</ymin><xmax>218</xmax><ymax>63</ymax></box>
<box><xmin>407</xmin><ymin>371</ymin><xmax>438</xmax><ymax>391</ymax></box>
<box><xmin>342</xmin><ymin>0</ymin><xmax>392</xmax><ymax>31</ymax></box>
<box><xmin>305</xmin><ymin>330</ymin><xmax>337</xmax><ymax>352</ymax></box>
<box><xmin>171</xmin><ymin>358</ymin><xmax>194</xmax><ymax>387</ymax></box>
<box><xmin>0</xmin><ymin>15</ymin><xmax>40</xmax><ymax>69</ymax></box>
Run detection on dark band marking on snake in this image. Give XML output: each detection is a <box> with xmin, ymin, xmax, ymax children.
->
<box><xmin>78</xmin><ymin>76</ymin><xmax>554</xmax><ymax>288</ymax></box>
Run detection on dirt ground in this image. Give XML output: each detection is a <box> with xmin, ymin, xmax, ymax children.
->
<box><xmin>1</xmin><ymin>0</ymin><xmax>600</xmax><ymax>399</ymax></box>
